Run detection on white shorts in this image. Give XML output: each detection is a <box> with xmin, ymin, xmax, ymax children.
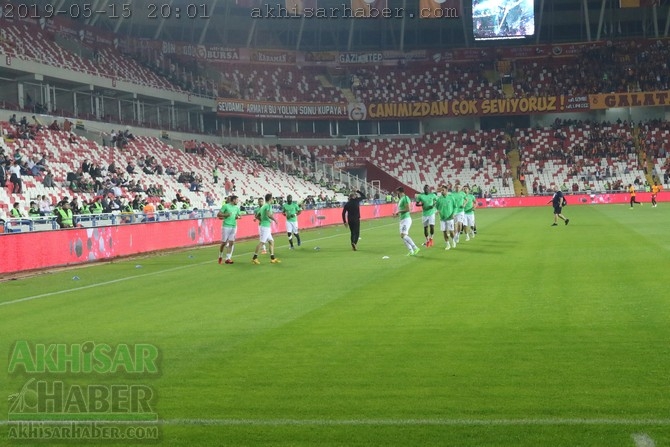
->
<box><xmin>259</xmin><ymin>226</ymin><xmax>274</xmax><ymax>244</ymax></box>
<box><xmin>399</xmin><ymin>217</ymin><xmax>412</xmax><ymax>235</ymax></box>
<box><xmin>464</xmin><ymin>213</ymin><xmax>475</xmax><ymax>227</ymax></box>
<box><xmin>286</xmin><ymin>221</ymin><xmax>299</xmax><ymax>234</ymax></box>
<box><xmin>454</xmin><ymin>212</ymin><xmax>465</xmax><ymax>224</ymax></box>
<box><xmin>440</xmin><ymin>219</ymin><xmax>455</xmax><ymax>232</ymax></box>
<box><xmin>222</xmin><ymin>226</ymin><xmax>237</xmax><ymax>242</ymax></box>
<box><xmin>421</xmin><ymin>214</ymin><xmax>436</xmax><ymax>227</ymax></box>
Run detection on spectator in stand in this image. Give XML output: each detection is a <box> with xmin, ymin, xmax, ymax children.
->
<box><xmin>205</xmin><ymin>192</ymin><xmax>215</xmax><ymax>207</ymax></box>
<box><xmin>9</xmin><ymin>160</ymin><xmax>22</xmax><ymax>193</ymax></box>
<box><xmin>43</xmin><ymin>170</ymin><xmax>55</xmax><ymax>188</ymax></box>
<box><xmin>55</xmin><ymin>199</ymin><xmax>74</xmax><ymax>229</ymax></box>
<box><xmin>90</xmin><ymin>163</ymin><xmax>102</xmax><ymax>178</ymax></box>
<box><xmin>38</xmin><ymin>195</ymin><xmax>52</xmax><ymax>215</ymax></box>
<box><xmin>82</xmin><ymin>159</ymin><xmax>92</xmax><ymax>174</ymax></box>
<box><xmin>63</xmin><ymin>119</ymin><xmax>72</xmax><ymax>132</ymax></box>
<box><xmin>66</xmin><ymin>169</ymin><xmax>83</xmax><ymax>191</ymax></box>
<box><xmin>9</xmin><ymin>114</ymin><xmax>17</xmax><ymax>125</ymax></box>
<box><xmin>190</xmin><ymin>175</ymin><xmax>202</xmax><ymax>192</ymax></box>
<box><xmin>0</xmin><ymin>161</ymin><xmax>6</xmax><ymax>189</ymax></box>
<box><xmin>143</xmin><ymin>200</ymin><xmax>156</xmax><ymax>222</ymax></box>
<box><xmin>48</xmin><ymin>120</ymin><xmax>60</xmax><ymax>131</ymax></box>
<box><xmin>26</xmin><ymin>157</ymin><xmax>39</xmax><ymax>176</ymax></box>
<box><xmin>10</xmin><ymin>202</ymin><xmax>25</xmax><ymax>218</ymax></box>
<box><xmin>28</xmin><ymin>201</ymin><xmax>41</xmax><ymax>217</ymax></box>
<box><xmin>132</xmin><ymin>195</ymin><xmax>142</xmax><ymax>211</ymax></box>
<box><xmin>70</xmin><ymin>198</ymin><xmax>81</xmax><ymax>215</ymax></box>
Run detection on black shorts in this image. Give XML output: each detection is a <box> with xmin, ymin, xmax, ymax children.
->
<box><xmin>553</xmin><ymin>205</ymin><xmax>562</xmax><ymax>214</ymax></box>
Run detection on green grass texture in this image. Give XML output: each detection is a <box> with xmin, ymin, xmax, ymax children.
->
<box><xmin>1</xmin><ymin>204</ymin><xmax>669</xmax><ymax>446</ymax></box>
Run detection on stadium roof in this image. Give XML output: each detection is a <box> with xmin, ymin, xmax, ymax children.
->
<box><xmin>36</xmin><ymin>0</ymin><xmax>670</xmax><ymax>51</ymax></box>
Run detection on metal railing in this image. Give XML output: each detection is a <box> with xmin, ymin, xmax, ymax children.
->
<box><xmin>2</xmin><ymin>209</ymin><xmax>217</xmax><ymax>234</ymax></box>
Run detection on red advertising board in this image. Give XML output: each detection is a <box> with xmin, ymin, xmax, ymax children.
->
<box><xmin>0</xmin><ymin>204</ymin><xmax>395</xmax><ymax>275</ymax></box>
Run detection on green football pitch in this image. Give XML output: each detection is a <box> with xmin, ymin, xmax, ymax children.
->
<box><xmin>1</xmin><ymin>204</ymin><xmax>669</xmax><ymax>446</ymax></box>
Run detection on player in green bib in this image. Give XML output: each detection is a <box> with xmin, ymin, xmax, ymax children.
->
<box><xmin>451</xmin><ymin>184</ymin><xmax>467</xmax><ymax>244</ymax></box>
<box><xmin>217</xmin><ymin>195</ymin><xmax>242</xmax><ymax>264</ymax></box>
<box><xmin>395</xmin><ymin>187</ymin><xmax>420</xmax><ymax>256</ymax></box>
<box><xmin>253</xmin><ymin>197</ymin><xmax>267</xmax><ymax>254</ymax></box>
<box><xmin>463</xmin><ymin>185</ymin><xmax>477</xmax><ymax>241</ymax></box>
<box><xmin>435</xmin><ymin>185</ymin><xmax>456</xmax><ymax>250</ymax></box>
<box><xmin>252</xmin><ymin>193</ymin><xmax>281</xmax><ymax>264</ymax></box>
<box><xmin>415</xmin><ymin>185</ymin><xmax>438</xmax><ymax>247</ymax></box>
<box><xmin>281</xmin><ymin>194</ymin><xmax>302</xmax><ymax>249</ymax></box>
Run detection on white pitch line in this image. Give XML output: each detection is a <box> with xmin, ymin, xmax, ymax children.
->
<box><xmin>0</xmin><ymin>263</ymin><xmax>205</xmax><ymax>308</ymax></box>
<box><xmin>632</xmin><ymin>433</ymin><xmax>656</xmax><ymax>447</ymax></box>
<box><xmin>2</xmin><ymin>418</ymin><xmax>670</xmax><ymax>427</ymax></box>
<box><xmin>0</xmin><ymin>222</ymin><xmax>395</xmax><ymax>308</ymax></box>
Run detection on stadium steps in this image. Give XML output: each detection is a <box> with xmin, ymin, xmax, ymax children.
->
<box><xmin>339</xmin><ymin>87</ymin><xmax>358</xmax><ymax>103</ymax></box>
<box><xmin>507</xmin><ymin>148</ymin><xmax>525</xmax><ymax>196</ymax></box>
<box><xmin>502</xmin><ymin>84</ymin><xmax>515</xmax><ymax>98</ymax></box>
<box><xmin>315</xmin><ymin>75</ymin><xmax>335</xmax><ymax>89</ymax></box>
<box><xmin>483</xmin><ymin>70</ymin><xmax>498</xmax><ymax>84</ymax></box>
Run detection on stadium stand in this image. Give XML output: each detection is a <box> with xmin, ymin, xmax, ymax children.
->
<box><xmin>345</xmin><ymin>131</ymin><xmax>515</xmax><ymax>196</ymax></box>
<box><xmin>0</xmin><ymin>120</ymin><xmax>348</xmax><ymax>222</ymax></box>
<box><xmin>216</xmin><ymin>64</ymin><xmax>347</xmax><ymax>103</ymax></box>
<box><xmin>516</xmin><ymin>120</ymin><xmax>647</xmax><ymax>194</ymax></box>
<box><xmin>350</xmin><ymin>62</ymin><xmax>504</xmax><ymax>103</ymax></box>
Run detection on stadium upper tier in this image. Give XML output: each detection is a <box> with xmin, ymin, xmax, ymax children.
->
<box><xmin>3</xmin><ymin>16</ymin><xmax>670</xmax><ymax>108</ymax></box>
<box><xmin>0</xmin><ymin>20</ymin><xmax>185</xmax><ymax>93</ymax></box>
<box><xmin>216</xmin><ymin>64</ymin><xmax>347</xmax><ymax>103</ymax></box>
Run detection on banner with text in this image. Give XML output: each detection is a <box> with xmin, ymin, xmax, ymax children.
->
<box><xmin>588</xmin><ymin>91</ymin><xmax>670</xmax><ymax>109</ymax></box>
<box><xmin>365</xmin><ymin>95</ymin><xmax>591</xmax><ymax>119</ymax></box>
<box><xmin>217</xmin><ymin>98</ymin><xmax>349</xmax><ymax>119</ymax></box>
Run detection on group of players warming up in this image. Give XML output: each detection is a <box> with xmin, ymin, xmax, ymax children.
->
<box><xmin>341</xmin><ymin>184</ymin><xmax>478</xmax><ymax>256</ymax></box>
<box><xmin>217</xmin><ymin>183</ymin><xmax>481</xmax><ymax>264</ymax></box>
<box><xmin>217</xmin><ymin>180</ymin><xmax>666</xmax><ymax>263</ymax></box>
<box><xmin>403</xmin><ymin>184</ymin><xmax>478</xmax><ymax>254</ymax></box>
<box><xmin>218</xmin><ymin>192</ymin><xmax>300</xmax><ymax>265</ymax></box>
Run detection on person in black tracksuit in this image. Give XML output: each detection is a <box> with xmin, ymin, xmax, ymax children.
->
<box><xmin>342</xmin><ymin>190</ymin><xmax>365</xmax><ymax>250</ymax></box>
